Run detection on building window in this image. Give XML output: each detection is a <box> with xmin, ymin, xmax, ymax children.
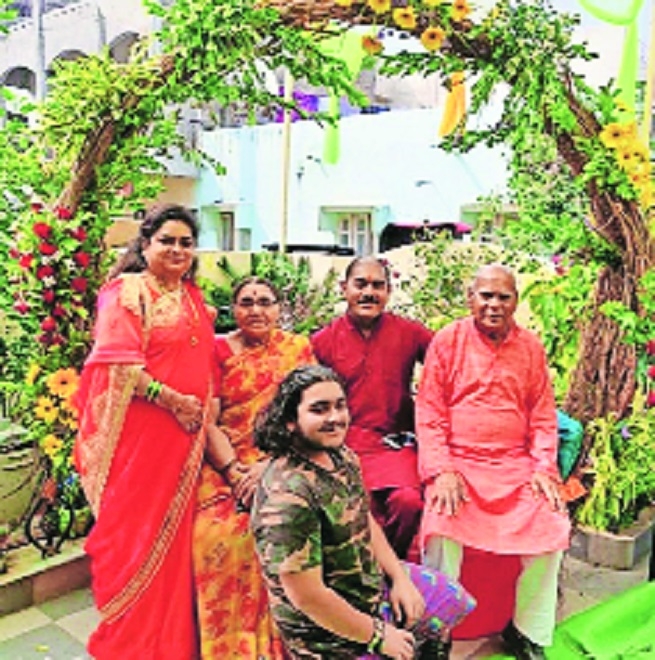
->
<box><xmin>237</xmin><ymin>228</ymin><xmax>252</xmax><ymax>251</ymax></box>
<box><xmin>217</xmin><ymin>212</ymin><xmax>235</xmax><ymax>251</ymax></box>
<box><xmin>336</xmin><ymin>213</ymin><xmax>373</xmax><ymax>255</ymax></box>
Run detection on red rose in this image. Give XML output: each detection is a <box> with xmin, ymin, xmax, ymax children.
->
<box><xmin>647</xmin><ymin>391</ymin><xmax>655</xmax><ymax>408</ymax></box>
<box><xmin>74</xmin><ymin>251</ymin><xmax>91</xmax><ymax>268</ymax></box>
<box><xmin>30</xmin><ymin>202</ymin><xmax>43</xmax><ymax>213</ymax></box>
<box><xmin>647</xmin><ymin>340</ymin><xmax>655</xmax><ymax>356</ymax></box>
<box><xmin>18</xmin><ymin>254</ymin><xmax>33</xmax><ymax>269</ymax></box>
<box><xmin>42</xmin><ymin>290</ymin><xmax>56</xmax><ymax>304</ymax></box>
<box><xmin>70</xmin><ymin>227</ymin><xmax>87</xmax><ymax>241</ymax></box>
<box><xmin>41</xmin><ymin>316</ymin><xmax>57</xmax><ymax>332</ymax></box>
<box><xmin>13</xmin><ymin>300</ymin><xmax>29</xmax><ymax>314</ymax></box>
<box><xmin>33</xmin><ymin>222</ymin><xmax>53</xmax><ymax>239</ymax></box>
<box><xmin>55</xmin><ymin>206</ymin><xmax>73</xmax><ymax>220</ymax></box>
<box><xmin>71</xmin><ymin>277</ymin><xmax>88</xmax><ymax>292</ymax></box>
<box><xmin>38</xmin><ymin>333</ymin><xmax>51</xmax><ymax>345</ymax></box>
<box><xmin>39</xmin><ymin>242</ymin><xmax>57</xmax><ymax>256</ymax></box>
<box><xmin>52</xmin><ymin>303</ymin><xmax>66</xmax><ymax>318</ymax></box>
<box><xmin>36</xmin><ymin>264</ymin><xmax>55</xmax><ymax>280</ymax></box>
<box><xmin>648</xmin><ymin>365</ymin><xmax>655</xmax><ymax>379</ymax></box>
<box><xmin>9</xmin><ymin>247</ymin><xmax>20</xmax><ymax>259</ymax></box>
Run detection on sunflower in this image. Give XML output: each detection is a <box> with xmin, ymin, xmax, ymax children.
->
<box><xmin>599</xmin><ymin>122</ymin><xmax>628</xmax><ymax>150</ymax></box>
<box><xmin>362</xmin><ymin>34</ymin><xmax>384</xmax><ymax>55</ymax></box>
<box><xmin>35</xmin><ymin>397</ymin><xmax>59</xmax><ymax>424</ymax></box>
<box><xmin>46</xmin><ymin>367</ymin><xmax>80</xmax><ymax>398</ymax></box>
<box><xmin>420</xmin><ymin>26</ymin><xmax>446</xmax><ymax>51</ymax></box>
<box><xmin>393</xmin><ymin>6</ymin><xmax>417</xmax><ymax>30</ymax></box>
<box><xmin>25</xmin><ymin>363</ymin><xmax>41</xmax><ymax>386</ymax></box>
<box><xmin>367</xmin><ymin>0</ymin><xmax>391</xmax><ymax>14</ymax></box>
<box><xmin>41</xmin><ymin>434</ymin><xmax>63</xmax><ymax>459</ymax></box>
<box><xmin>451</xmin><ymin>0</ymin><xmax>471</xmax><ymax>21</ymax></box>
<box><xmin>615</xmin><ymin>148</ymin><xmax>634</xmax><ymax>171</ymax></box>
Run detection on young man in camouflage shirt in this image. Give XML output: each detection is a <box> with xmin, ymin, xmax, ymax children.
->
<box><xmin>250</xmin><ymin>365</ymin><xmax>474</xmax><ymax>659</ymax></box>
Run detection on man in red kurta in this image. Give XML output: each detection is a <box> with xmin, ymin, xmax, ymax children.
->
<box><xmin>311</xmin><ymin>257</ymin><xmax>433</xmax><ymax>559</ymax></box>
<box><xmin>416</xmin><ymin>264</ymin><xmax>570</xmax><ymax>660</ymax></box>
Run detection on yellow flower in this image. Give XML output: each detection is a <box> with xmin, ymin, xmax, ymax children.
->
<box><xmin>367</xmin><ymin>0</ymin><xmax>391</xmax><ymax>14</ymax></box>
<box><xmin>393</xmin><ymin>6</ymin><xmax>417</xmax><ymax>30</ymax></box>
<box><xmin>451</xmin><ymin>0</ymin><xmax>472</xmax><ymax>21</ymax></box>
<box><xmin>335</xmin><ymin>0</ymin><xmax>354</xmax><ymax>6</ymax></box>
<box><xmin>424</xmin><ymin>0</ymin><xmax>443</xmax><ymax>6</ymax></box>
<box><xmin>35</xmin><ymin>396</ymin><xmax>59</xmax><ymax>424</ymax></box>
<box><xmin>599</xmin><ymin>122</ymin><xmax>628</xmax><ymax>150</ymax></box>
<box><xmin>616</xmin><ymin>148</ymin><xmax>634</xmax><ymax>171</ymax></box>
<box><xmin>362</xmin><ymin>34</ymin><xmax>384</xmax><ymax>55</ymax></box>
<box><xmin>420</xmin><ymin>26</ymin><xmax>446</xmax><ymax>51</ymax></box>
<box><xmin>46</xmin><ymin>368</ymin><xmax>80</xmax><ymax>399</ymax></box>
<box><xmin>41</xmin><ymin>434</ymin><xmax>63</xmax><ymax>459</ymax></box>
<box><xmin>26</xmin><ymin>363</ymin><xmax>41</xmax><ymax>386</ymax></box>
<box><xmin>64</xmin><ymin>416</ymin><xmax>79</xmax><ymax>431</ymax></box>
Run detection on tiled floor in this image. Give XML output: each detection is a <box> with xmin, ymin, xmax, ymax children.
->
<box><xmin>0</xmin><ymin>588</ymin><xmax>98</xmax><ymax>659</ymax></box>
<box><xmin>0</xmin><ymin>553</ymin><xmax>650</xmax><ymax>659</ymax></box>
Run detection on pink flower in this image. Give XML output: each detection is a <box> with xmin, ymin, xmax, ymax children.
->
<box><xmin>42</xmin><ymin>290</ymin><xmax>56</xmax><ymax>304</ymax></box>
<box><xmin>38</xmin><ymin>242</ymin><xmax>57</xmax><ymax>256</ymax></box>
<box><xmin>19</xmin><ymin>254</ymin><xmax>33</xmax><ymax>269</ymax></box>
<box><xmin>36</xmin><ymin>264</ymin><xmax>55</xmax><ymax>280</ymax></box>
<box><xmin>647</xmin><ymin>365</ymin><xmax>655</xmax><ymax>379</ymax></box>
<box><xmin>73</xmin><ymin>251</ymin><xmax>91</xmax><ymax>268</ymax></box>
<box><xmin>647</xmin><ymin>340</ymin><xmax>655</xmax><ymax>356</ymax></box>
<box><xmin>55</xmin><ymin>206</ymin><xmax>73</xmax><ymax>220</ymax></box>
<box><xmin>70</xmin><ymin>227</ymin><xmax>87</xmax><ymax>242</ymax></box>
<box><xmin>71</xmin><ymin>277</ymin><xmax>88</xmax><ymax>293</ymax></box>
<box><xmin>41</xmin><ymin>316</ymin><xmax>57</xmax><ymax>332</ymax></box>
<box><xmin>647</xmin><ymin>391</ymin><xmax>655</xmax><ymax>408</ymax></box>
<box><xmin>33</xmin><ymin>222</ymin><xmax>53</xmax><ymax>239</ymax></box>
<box><xmin>13</xmin><ymin>300</ymin><xmax>30</xmax><ymax>314</ymax></box>
<box><xmin>52</xmin><ymin>303</ymin><xmax>66</xmax><ymax>318</ymax></box>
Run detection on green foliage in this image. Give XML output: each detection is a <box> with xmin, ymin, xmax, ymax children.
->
<box><xmin>576</xmin><ymin>403</ymin><xmax>655</xmax><ymax>532</ymax></box>
<box><xmin>522</xmin><ymin>262</ymin><xmax>598</xmax><ymax>402</ymax></box>
<box><xmin>200</xmin><ymin>253</ymin><xmax>342</xmax><ymax>336</ymax></box>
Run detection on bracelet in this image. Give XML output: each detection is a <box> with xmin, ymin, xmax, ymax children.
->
<box><xmin>366</xmin><ymin>617</ymin><xmax>385</xmax><ymax>654</ymax></box>
<box><xmin>145</xmin><ymin>379</ymin><xmax>163</xmax><ymax>402</ymax></box>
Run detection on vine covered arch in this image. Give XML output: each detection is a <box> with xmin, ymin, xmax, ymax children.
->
<box><xmin>2</xmin><ymin>0</ymin><xmax>653</xmax><ymax>435</ymax></box>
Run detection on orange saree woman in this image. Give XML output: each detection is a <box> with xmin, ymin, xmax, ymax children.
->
<box><xmin>75</xmin><ymin>205</ymin><xmax>216</xmax><ymax>660</ymax></box>
<box><xmin>194</xmin><ymin>318</ymin><xmax>314</xmax><ymax>658</ymax></box>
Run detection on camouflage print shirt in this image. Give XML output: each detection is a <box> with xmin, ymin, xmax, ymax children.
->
<box><xmin>251</xmin><ymin>446</ymin><xmax>384</xmax><ymax>659</ymax></box>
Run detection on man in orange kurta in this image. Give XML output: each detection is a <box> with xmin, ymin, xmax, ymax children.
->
<box><xmin>416</xmin><ymin>264</ymin><xmax>570</xmax><ymax>660</ymax></box>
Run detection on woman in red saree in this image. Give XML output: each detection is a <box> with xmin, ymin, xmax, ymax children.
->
<box><xmin>193</xmin><ymin>277</ymin><xmax>315</xmax><ymax>658</ymax></box>
<box><xmin>75</xmin><ymin>205</ymin><xmax>216</xmax><ymax>659</ymax></box>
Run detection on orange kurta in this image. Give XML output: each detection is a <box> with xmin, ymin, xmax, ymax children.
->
<box><xmin>416</xmin><ymin>317</ymin><xmax>570</xmax><ymax>555</ymax></box>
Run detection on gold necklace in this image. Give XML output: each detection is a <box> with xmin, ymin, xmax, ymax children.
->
<box><xmin>183</xmin><ymin>286</ymin><xmax>201</xmax><ymax>348</ymax></box>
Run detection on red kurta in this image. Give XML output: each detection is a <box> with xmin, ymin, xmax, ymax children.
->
<box><xmin>416</xmin><ymin>317</ymin><xmax>570</xmax><ymax>555</ymax></box>
<box><xmin>311</xmin><ymin>313</ymin><xmax>433</xmax><ymax>491</ymax></box>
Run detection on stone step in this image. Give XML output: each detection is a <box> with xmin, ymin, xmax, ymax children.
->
<box><xmin>0</xmin><ymin>540</ymin><xmax>90</xmax><ymax>617</ymax></box>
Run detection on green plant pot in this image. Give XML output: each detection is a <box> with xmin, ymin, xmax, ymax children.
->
<box><xmin>0</xmin><ymin>420</ymin><xmax>42</xmax><ymax>529</ymax></box>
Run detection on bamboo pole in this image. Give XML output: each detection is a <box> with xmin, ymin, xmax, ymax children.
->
<box><xmin>279</xmin><ymin>69</ymin><xmax>294</xmax><ymax>254</ymax></box>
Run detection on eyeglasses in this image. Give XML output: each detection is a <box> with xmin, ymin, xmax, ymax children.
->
<box><xmin>156</xmin><ymin>236</ymin><xmax>195</xmax><ymax>249</ymax></box>
<box><xmin>235</xmin><ymin>297</ymin><xmax>278</xmax><ymax>309</ymax></box>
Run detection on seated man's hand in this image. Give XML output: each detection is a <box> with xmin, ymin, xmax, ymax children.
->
<box><xmin>531</xmin><ymin>471</ymin><xmax>566</xmax><ymax>513</ymax></box>
<box><xmin>428</xmin><ymin>471</ymin><xmax>468</xmax><ymax>517</ymax></box>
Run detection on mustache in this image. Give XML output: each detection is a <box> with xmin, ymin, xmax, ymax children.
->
<box><xmin>357</xmin><ymin>295</ymin><xmax>379</xmax><ymax>304</ymax></box>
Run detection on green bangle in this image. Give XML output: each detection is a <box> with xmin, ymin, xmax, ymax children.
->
<box><xmin>145</xmin><ymin>379</ymin><xmax>163</xmax><ymax>402</ymax></box>
<box><xmin>366</xmin><ymin>617</ymin><xmax>385</xmax><ymax>654</ymax></box>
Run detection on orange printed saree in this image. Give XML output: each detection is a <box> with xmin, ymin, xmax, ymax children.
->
<box><xmin>75</xmin><ymin>274</ymin><xmax>216</xmax><ymax>660</ymax></box>
<box><xmin>194</xmin><ymin>329</ymin><xmax>315</xmax><ymax>659</ymax></box>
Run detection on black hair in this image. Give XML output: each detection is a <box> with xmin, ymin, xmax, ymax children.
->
<box><xmin>254</xmin><ymin>365</ymin><xmax>345</xmax><ymax>457</ymax></box>
<box><xmin>108</xmin><ymin>204</ymin><xmax>200</xmax><ymax>280</ymax></box>
<box><xmin>231</xmin><ymin>276</ymin><xmax>280</xmax><ymax>304</ymax></box>
<box><xmin>343</xmin><ymin>256</ymin><xmax>391</xmax><ymax>284</ymax></box>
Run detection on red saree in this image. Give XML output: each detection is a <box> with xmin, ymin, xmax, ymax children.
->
<box><xmin>194</xmin><ymin>329</ymin><xmax>315</xmax><ymax>658</ymax></box>
<box><xmin>75</xmin><ymin>274</ymin><xmax>216</xmax><ymax>660</ymax></box>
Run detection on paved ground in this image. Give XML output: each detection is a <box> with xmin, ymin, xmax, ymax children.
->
<box><xmin>0</xmin><ymin>553</ymin><xmax>650</xmax><ymax>659</ymax></box>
